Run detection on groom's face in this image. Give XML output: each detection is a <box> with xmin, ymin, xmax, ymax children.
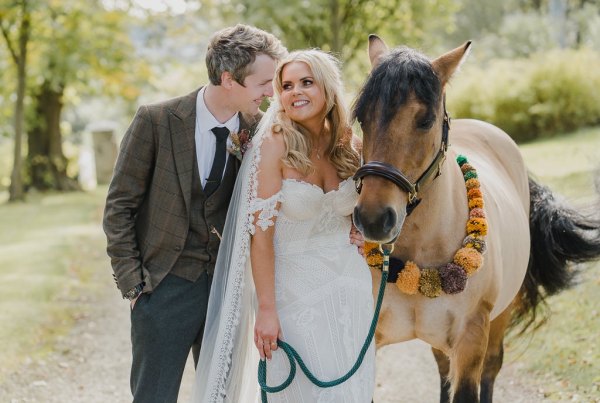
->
<box><xmin>232</xmin><ymin>54</ymin><xmax>277</xmax><ymax>115</ymax></box>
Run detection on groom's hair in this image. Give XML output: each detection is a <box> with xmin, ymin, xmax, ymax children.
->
<box><xmin>206</xmin><ymin>24</ymin><xmax>287</xmax><ymax>86</ymax></box>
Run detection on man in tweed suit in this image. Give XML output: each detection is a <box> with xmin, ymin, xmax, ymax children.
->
<box><xmin>103</xmin><ymin>25</ymin><xmax>286</xmax><ymax>403</ymax></box>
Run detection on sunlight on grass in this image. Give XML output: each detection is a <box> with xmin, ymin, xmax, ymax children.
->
<box><xmin>0</xmin><ymin>187</ymin><xmax>110</xmax><ymax>381</ymax></box>
<box><xmin>507</xmin><ymin>126</ymin><xmax>600</xmax><ymax>401</ymax></box>
<box><xmin>520</xmin><ymin>126</ymin><xmax>600</xmax><ymax>200</ymax></box>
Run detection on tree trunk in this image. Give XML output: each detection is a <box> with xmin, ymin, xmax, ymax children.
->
<box><xmin>27</xmin><ymin>81</ymin><xmax>80</xmax><ymax>191</ymax></box>
<box><xmin>7</xmin><ymin>0</ymin><xmax>30</xmax><ymax>202</ymax></box>
<box><xmin>9</xmin><ymin>50</ymin><xmax>26</xmax><ymax>201</ymax></box>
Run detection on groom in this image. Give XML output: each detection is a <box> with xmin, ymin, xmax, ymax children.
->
<box><xmin>103</xmin><ymin>25</ymin><xmax>286</xmax><ymax>403</ymax></box>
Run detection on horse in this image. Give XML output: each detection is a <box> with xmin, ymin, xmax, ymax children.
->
<box><xmin>351</xmin><ymin>35</ymin><xmax>600</xmax><ymax>403</ymax></box>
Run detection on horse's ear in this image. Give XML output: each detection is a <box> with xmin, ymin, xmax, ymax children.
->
<box><xmin>432</xmin><ymin>41</ymin><xmax>472</xmax><ymax>86</ymax></box>
<box><xmin>368</xmin><ymin>34</ymin><xmax>389</xmax><ymax>69</ymax></box>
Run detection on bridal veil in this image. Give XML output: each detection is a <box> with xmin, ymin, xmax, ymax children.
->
<box><xmin>191</xmin><ymin>102</ymin><xmax>279</xmax><ymax>402</ymax></box>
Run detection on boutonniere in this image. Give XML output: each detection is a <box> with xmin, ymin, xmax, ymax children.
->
<box><xmin>228</xmin><ymin>128</ymin><xmax>253</xmax><ymax>161</ymax></box>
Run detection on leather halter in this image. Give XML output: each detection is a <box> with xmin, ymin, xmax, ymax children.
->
<box><xmin>354</xmin><ymin>110</ymin><xmax>450</xmax><ymax>216</ymax></box>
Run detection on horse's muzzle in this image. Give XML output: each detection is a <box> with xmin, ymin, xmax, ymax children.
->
<box><xmin>353</xmin><ymin>204</ymin><xmax>403</xmax><ymax>243</ymax></box>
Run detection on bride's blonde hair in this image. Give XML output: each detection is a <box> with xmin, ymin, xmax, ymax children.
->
<box><xmin>272</xmin><ymin>50</ymin><xmax>359</xmax><ymax>179</ymax></box>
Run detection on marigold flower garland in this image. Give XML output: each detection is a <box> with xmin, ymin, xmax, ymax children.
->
<box><xmin>363</xmin><ymin>155</ymin><xmax>488</xmax><ymax>298</ymax></box>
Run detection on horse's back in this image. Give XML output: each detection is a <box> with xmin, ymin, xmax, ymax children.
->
<box><xmin>451</xmin><ymin>119</ymin><xmax>528</xmax><ymax>199</ymax></box>
<box><xmin>451</xmin><ymin>119</ymin><xmax>530</xmax><ymax>318</ymax></box>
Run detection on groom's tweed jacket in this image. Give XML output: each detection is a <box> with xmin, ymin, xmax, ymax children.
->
<box><xmin>103</xmin><ymin>88</ymin><xmax>259</xmax><ymax>297</ymax></box>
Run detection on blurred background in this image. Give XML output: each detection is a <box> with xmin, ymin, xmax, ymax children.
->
<box><xmin>1</xmin><ymin>0</ymin><xmax>599</xmax><ymax>401</ymax></box>
<box><xmin>1</xmin><ymin>0</ymin><xmax>600</xmax><ymax>198</ymax></box>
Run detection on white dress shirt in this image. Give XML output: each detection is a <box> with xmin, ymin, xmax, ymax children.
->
<box><xmin>195</xmin><ymin>87</ymin><xmax>239</xmax><ymax>188</ymax></box>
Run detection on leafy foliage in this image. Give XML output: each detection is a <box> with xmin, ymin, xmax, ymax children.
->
<box><xmin>223</xmin><ymin>0</ymin><xmax>458</xmax><ymax>86</ymax></box>
<box><xmin>448</xmin><ymin>48</ymin><xmax>600</xmax><ymax>142</ymax></box>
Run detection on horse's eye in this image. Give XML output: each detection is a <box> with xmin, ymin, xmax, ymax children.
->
<box><xmin>416</xmin><ymin>118</ymin><xmax>434</xmax><ymax>130</ymax></box>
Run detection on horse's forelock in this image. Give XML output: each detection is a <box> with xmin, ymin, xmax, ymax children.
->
<box><xmin>353</xmin><ymin>47</ymin><xmax>441</xmax><ymax>133</ymax></box>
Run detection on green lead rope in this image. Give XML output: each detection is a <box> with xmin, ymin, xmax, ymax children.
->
<box><xmin>258</xmin><ymin>246</ymin><xmax>392</xmax><ymax>402</ymax></box>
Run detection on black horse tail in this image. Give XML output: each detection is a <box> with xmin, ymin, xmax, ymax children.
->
<box><xmin>512</xmin><ymin>175</ymin><xmax>600</xmax><ymax>333</ymax></box>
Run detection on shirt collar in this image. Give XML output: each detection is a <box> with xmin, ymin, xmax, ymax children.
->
<box><xmin>196</xmin><ymin>86</ymin><xmax>239</xmax><ymax>134</ymax></box>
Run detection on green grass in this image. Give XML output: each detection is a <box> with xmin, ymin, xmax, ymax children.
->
<box><xmin>520</xmin><ymin>126</ymin><xmax>600</xmax><ymax>199</ymax></box>
<box><xmin>506</xmin><ymin>126</ymin><xmax>600</xmax><ymax>401</ymax></box>
<box><xmin>0</xmin><ymin>186</ymin><xmax>109</xmax><ymax>381</ymax></box>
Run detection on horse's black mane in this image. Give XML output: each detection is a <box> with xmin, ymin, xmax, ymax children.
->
<box><xmin>353</xmin><ymin>47</ymin><xmax>441</xmax><ymax>132</ymax></box>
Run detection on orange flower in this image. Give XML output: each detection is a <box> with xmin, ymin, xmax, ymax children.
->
<box><xmin>465</xmin><ymin>178</ymin><xmax>480</xmax><ymax>190</ymax></box>
<box><xmin>454</xmin><ymin>247</ymin><xmax>484</xmax><ymax>275</ymax></box>
<box><xmin>467</xmin><ymin>188</ymin><xmax>482</xmax><ymax>200</ymax></box>
<box><xmin>396</xmin><ymin>261</ymin><xmax>420</xmax><ymax>295</ymax></box>
<box><xmin>364</xmin><ymin>242</ymin><xmax>383</xmax><ymax>268</ymax></box>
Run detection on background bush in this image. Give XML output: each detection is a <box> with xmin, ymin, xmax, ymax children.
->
<box><xmin>447</xmin><ymin>48</ymin><xmax>600</xmax><ymax>143</ymax></box>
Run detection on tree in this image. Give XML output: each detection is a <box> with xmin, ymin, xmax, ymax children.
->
<box><xmin>0</xmin><ymin>0</ymin><xmax>32</xmax><ymax>201</ymax></box>
<box><xmin>25</xmin><ymin>0</ymin><xmax>143</xmax><ymax>190</ymax></box>
<box><xmin>217</xmin><ymin>0</ymin><xmax>457</xmax><ymax>85</ymax></box>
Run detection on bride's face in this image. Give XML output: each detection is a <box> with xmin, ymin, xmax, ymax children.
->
<box><xmin>279</xmin><ymin>61</ymin><xmax>326</xmax><ymax>132</ymax></box>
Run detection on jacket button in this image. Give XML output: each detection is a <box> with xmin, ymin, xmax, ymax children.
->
<box><xmin>174</xmin><ymin>245</ymin><xmax>181</xmax><ymax>251</ymax></box>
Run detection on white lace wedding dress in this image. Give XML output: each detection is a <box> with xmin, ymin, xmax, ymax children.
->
<box><xmin>261</xmin><ymin>177</ymin><xmax>376</xmax><ymax>403</ymax></box>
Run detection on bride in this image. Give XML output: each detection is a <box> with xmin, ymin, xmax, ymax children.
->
<box><xmin>192</xmin><ymin>49</ymin><xmax>375</xmax><ymax>402</ymax></box>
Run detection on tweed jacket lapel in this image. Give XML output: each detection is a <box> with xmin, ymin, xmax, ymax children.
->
<box><xmin>169</xmin><ymin>88</ymin><xmax>199</xmax><ymax>214</ymax></box>
<box><xmin>170</xmin><ymin>89</ymin><xmax>262</xmax><ymax>208</ymax></box>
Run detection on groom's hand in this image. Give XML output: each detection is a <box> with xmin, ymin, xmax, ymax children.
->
<box><xmin>350</xmin><ymin>223</ymin><xmax>365</xmax><ymax>257</ymax></box>
<box><xmin>130</xmin><ymin>295</ymin><xmax>141</xmax><ymax>310</ymax></box>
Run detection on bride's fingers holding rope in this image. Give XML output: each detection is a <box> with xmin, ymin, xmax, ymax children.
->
<box><xmin>263</xmin><ymin>338</ymin><xmax>273</xmax><ymax>360</ymax></box>
<box><xmin>255</xmin><ymin>308</ymin><xmax>281</xmax><ymax>360</ymax></box>
<box><xmin>270</xmin><ymin>329</ymin><xmax>282</xmax><ymax>352</ymax></box>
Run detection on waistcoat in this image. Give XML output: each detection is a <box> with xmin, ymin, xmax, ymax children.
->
<box><xmin>170</xmin><ymin>154</ymin><xmax>238</xmax><ymax>281</ymax></box>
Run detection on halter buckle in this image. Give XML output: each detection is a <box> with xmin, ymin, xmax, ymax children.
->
<box><xmin>408</xmin><ymin>190</ymin><xmax>418</xmax><ymax>204</ymax></box>
<box><xmin>355</xmin><ymin>177</ymin><xmax>363</xmax><ymax>194</ymax></box>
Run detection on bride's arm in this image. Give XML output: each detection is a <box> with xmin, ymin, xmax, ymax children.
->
<box><xmin>250</xmin><ymin>133</ymin><xmax>285</xmax><ymax>361</ymax></box>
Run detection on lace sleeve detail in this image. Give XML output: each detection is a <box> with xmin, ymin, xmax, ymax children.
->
<box><xmin>249</xmin><ymin>191</ymin><xmax>283</xmax><ymax>233</ymax></box>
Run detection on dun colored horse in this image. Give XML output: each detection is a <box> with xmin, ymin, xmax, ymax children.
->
<box><xmin>352</xmin><ymin>36</ymin><xmax>600</xmax><ymax>403</ymax></box>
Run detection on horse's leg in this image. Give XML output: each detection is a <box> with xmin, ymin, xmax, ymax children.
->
<box><xmin>432</xmin><ymin>347</ymin><xmax>451</xmax><ymax>403</ymax></box>
<box><xmin>480</xmin><ymin>306</ymin><xmax>512</xmax><ymax>403</ymax></box>
<box><xmin>449</xmin><ymin>300</ymin><xmax>492</xmax><ymax>403</ymax></box>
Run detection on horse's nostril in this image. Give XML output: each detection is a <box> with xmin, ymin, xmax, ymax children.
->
<box><xmin>382</xmin><ymin>207</ymin><xmax>397</xmax><ymax>234</ymax></box>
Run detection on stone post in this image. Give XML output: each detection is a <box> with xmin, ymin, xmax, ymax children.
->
<box><xmin>88</xmin><ymin>121</ymin><xmax>118</xmax><ymax>185</ymax></box>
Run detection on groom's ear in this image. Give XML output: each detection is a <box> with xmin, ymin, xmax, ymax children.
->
<box><xmin>221</xmin><ymin>71</ymin><xmax>235</xmax><ymax>89</ymax></box>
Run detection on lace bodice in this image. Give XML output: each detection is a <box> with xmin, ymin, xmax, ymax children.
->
<box><xmin>274</xmin><ymin>178</ymin><xmax>357</xmax><ymax>251</ymax></box>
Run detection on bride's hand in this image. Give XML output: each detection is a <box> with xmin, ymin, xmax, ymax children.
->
<box><xmin>254</xmin><ymin>306</ymin><xmax>281</xmax><ymax>360</ymax></box>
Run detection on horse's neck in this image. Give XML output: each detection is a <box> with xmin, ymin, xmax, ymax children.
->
<box><xmin>395</xmin><ymin>159</ymin><xmax>469</xmax><ymax>265</ymax></box>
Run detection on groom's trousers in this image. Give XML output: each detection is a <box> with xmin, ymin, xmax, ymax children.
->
<box><xmin>129</xmin><ymin>272</ymin><xmax>212</xmax><ymax>403</ymax></box>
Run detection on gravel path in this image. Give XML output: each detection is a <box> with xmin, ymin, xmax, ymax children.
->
<box><xmin>1</xmin><ymin>275</ymin><xmax>551</xmax><ymax>403</ymax></box>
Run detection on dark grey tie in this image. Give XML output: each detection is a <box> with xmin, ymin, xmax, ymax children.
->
<box><xmin>204</xmin><ymin>126</ymin><xmax>230</xmax><ymax>196</ymax></box>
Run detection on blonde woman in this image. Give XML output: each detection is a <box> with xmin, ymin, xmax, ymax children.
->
<box><xmin>193</xmin><ymin>50</ymin><xmax>375</xmax><ymax>402</ymax></box>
